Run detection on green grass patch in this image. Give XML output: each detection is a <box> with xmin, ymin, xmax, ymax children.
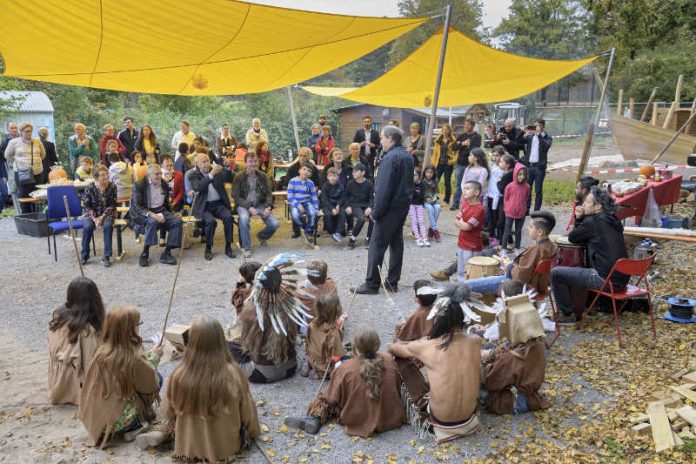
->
<box><xmin>1</xmin><ymin>207</ymin><xmax>16</xmax><ymax>217</ymax></box>
<box><xmin>536</xmin><ymin>179</ymin><xmax>575</xmax><ymax>206</ymax></box>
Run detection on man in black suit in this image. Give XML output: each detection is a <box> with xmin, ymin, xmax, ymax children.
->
<box><xmin>130</xmin><ymin>164</ymin><xmax>183</xmax><ymax>267</ymax></box>
<box><xmin>189</xmin><ymin>153</ymin><xmax>236</xmax><ymax>260</ymax></box>
<box><xmin>522</xmin><ymin>118</ymin><xmax>553</xmax><ymax>212</ymax></box>
<box><xmin>352</xmin><ymin>115</ymin><xmax>380</xmax><ymax>179</ymax></box>
<box><xmin>355</xmin><ymin>125</ymin><xmax>414</xmax><ymax>295</ymax></box>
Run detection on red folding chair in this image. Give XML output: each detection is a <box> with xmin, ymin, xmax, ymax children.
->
<box><xmin>579</xmin><ymin>256</ymin><xmax>656</xmax><ymax>348</ymax></box>
<box><xmin>532</xmin><ymin>258</ymin><xmax>560</xmax><ymax>348</ymax></box>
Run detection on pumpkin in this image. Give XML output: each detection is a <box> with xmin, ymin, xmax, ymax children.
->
<box><xmin>48</xmin><ymin>167</ymin><xmax>68</xmax><ymax>183</ymax></box>
<box><xmin>638</xmin><ymin>165</ymin><xmax>655</xmax><ymax>179</ymax></box>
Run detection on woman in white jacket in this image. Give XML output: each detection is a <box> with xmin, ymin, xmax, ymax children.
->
<box><xmin>4</xmin><ymin>122</ymin><xmax>45</xmax><ymax>213</ymax></box>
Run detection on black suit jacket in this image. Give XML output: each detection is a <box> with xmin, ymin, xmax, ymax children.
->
<box><xmin>117</xmin><ymin>128</ymin><xmax>138</xmax><ymax>156</ymax></box>
<box><xmin>353</xmin><ymin>128</ymin><xmax>381</xmax><ymax>158</ymax></box>
<box><xmin>129</xmin><ymin>177</ymin><xmax>172</xmax><ymax>230</ymax></box>
<box><xmin>188</xmin><ymin>168</ymin><xmax>232</xmax><ymax>218</ymax></box>
<box><xmin>521</xmin><ymin>131</ymin><xmax>553</xmax><ymax>170</ymax></box>
<box><xmin>372</xmin><ymin>145</ymin><xmax>414</xmax><ymax>220</ymax></box>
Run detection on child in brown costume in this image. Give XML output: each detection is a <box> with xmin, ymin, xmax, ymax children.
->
<box><xmin>298</xmin><ymin>260</ymin><xmax>342</xmax><ymax>318</ymax></box>
<box><xmin>285</xmin><ymin>325</ymin><xmax>406</xmax><ymax>437</ymax></box>
<box><xmin>231</xmin><ymin>261</ymin><xmax>262</xmax><ymax>315</ymax></box>
<box><xmin>394</xmin><ymin>279</ymin><xmax>437</xmax><ymax>342</ymax></box>
<box><xmin>48</xmin><ymin>277</ymin><xmax>105</xmax><ymax>405</ymax></box>
<box><xmin>79</xmin><ymin>306</ymin><xmax>162</xmax><ymax>447</ymax></box>
<box><xmin>138</xmin><ymin>315</ymin><xmax>261</xmax><ymax>460</ymax></box>
<box><xmin>303</xmin><ymin>293</ymin><xmax>345</xmax><ymax>378</ymax></box>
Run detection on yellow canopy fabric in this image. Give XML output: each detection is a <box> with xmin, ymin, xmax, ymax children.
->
<box><xmin>0</xmin><ymin>0</ymin><xmax>426</xmax><ymax>96</ymax></box>
<box><xmin>303</xmin><ymin>27</ymin><xmax>597</xmax><ymax>108</ymax></box>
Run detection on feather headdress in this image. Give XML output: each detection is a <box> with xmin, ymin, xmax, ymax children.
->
<box><xmin>426</xmin><ymin>283</ymin><xmax>483</xmax><ymax>324</ymax></box>
<box><xmin>250</xmin><ymin>253</ymin><xmax>315</xmax><ymax>335</ymax></box>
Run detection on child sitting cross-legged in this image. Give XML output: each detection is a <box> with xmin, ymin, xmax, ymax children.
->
<box><xmin>302</xmin><ymin>293</ymin><xmax>346</xmax><ymax>379</ymax></box>
<box><xmin>137</xmin><ymin>315</ymin><xmax>261</xmax><ymax>461</ymax></box>
<box><xmin>320</xmin><ymin>166</ymin><xmax>347</xmax><ymax>242</ymax></box>
<box><xmin>393</xmin><ymin>279</ymin><xmax>438</xmax><ymax>342</ymax></box>
<box><xmin>79</xmin><ymin>306</ymin><xmax>163</xmax><ymax>447</ymax></box>
<box><xmin>465</xmin><ymin>211</ymin><xmax>558</xmax><ymax>297</ymax></box>
<box><xmin>284</xmin><ymin>325</ymin><xmax>406</xmax><ymax>437</ymax></box>
<box><xmin>288</xmin><ymin>163</ymin><xmax>321</xmax><ymax>242</ymax></box>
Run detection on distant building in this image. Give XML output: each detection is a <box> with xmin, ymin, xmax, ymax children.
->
<box><xmin>0</xmin><ymin>91</ymin><xmax>55</xmax><ymax>140</ymax></box>
<box><xmin>332</xmin><ymin>103</ymin><xmax>490</xmax><ymax>149</ymax></box>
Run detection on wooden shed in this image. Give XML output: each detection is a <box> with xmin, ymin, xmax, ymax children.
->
<box><xmin>333</xmin><ymin>103</ymin><xmax>491</xmax><ymax>149</ymax></box>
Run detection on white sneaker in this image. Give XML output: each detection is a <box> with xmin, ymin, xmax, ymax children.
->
<box><xmin>417</xmin><ymin>239</ymin><xmax>425</xmax><ymax>247</ymax></box>
<box><xmin>423</xmin><ymin>238</ymin><xmax>431</xmax><ymax>247</ymax></box>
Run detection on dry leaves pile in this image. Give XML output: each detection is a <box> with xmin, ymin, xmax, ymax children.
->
<box><xmin>470</xmin><ymin>239</ymin><xmax>696</xmax><ymax>463</ymax></box>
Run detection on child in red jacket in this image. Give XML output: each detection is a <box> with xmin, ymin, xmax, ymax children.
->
<box><xmin>502</xmin><ymin>163</ymin><xmax>530</xmax><ymax>254</ymax></box>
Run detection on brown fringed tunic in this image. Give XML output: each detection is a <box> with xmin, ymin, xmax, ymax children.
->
<box><xmin>162</xmin><ymin>363</ymin><xmax>261</xmax><ymax>462</ymax></box>
<box><xmin>482</xmin><ymin>339</ymin><xmax>551</xmax><ymax>415</ymax></box>
<box><xmin>307</xmin><ymin>354</ymin><xmax>406</xmax><ymax>437</ymax></box>
<box><xmin>48</xmin><ymin>325</ymin><xmax>99</xmax><ymax>405</ymax></box>
<box><xmin>306</xmin><ymin>321</ymin><xmax>344</xmax><ymax>375</ymax></box>
<box><xmin>297</xmin><ymin>278</ymin><xmax>342</xmax><ymax>318</ymax></box>
<box><xmin>394</xmin><ymin>305</ymin><xmax>434</xmax><ymax>342</ymax></box>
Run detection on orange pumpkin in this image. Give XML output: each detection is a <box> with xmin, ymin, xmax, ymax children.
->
<box><xmin>638</xmin><ymin>165</ymin><xmax>655</xmax><ymax>179</ymax></box>
<box><xmin>48</xmin><ymin>167</ymin><xmax>68</xmax><ymax>183</ymax></box>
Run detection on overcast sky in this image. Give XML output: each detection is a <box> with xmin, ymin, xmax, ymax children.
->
<box><xmin>247</xmin><ymin>0</ymin><xmax>511</xmax><ymax>30</ymax></box>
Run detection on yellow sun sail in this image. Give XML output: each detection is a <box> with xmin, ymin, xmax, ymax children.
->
<box><xmin>303</xmin><ymin>27</ymin><xmax>597</xmax><ymax>107</ymax></box>
<box><xmin>0</xmin><ymin>0</ymin><xmax>426</xmax><ymax>96</ymax></box>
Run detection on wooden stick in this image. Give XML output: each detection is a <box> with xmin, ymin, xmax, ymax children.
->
<box><xmin>640</xmin><ymin>87</ymin><xmax>659</xmax><ymax>123</ymax></box>
<box><xmin>314</xmin><ymin>362</ymin><xmax>332</xmax><ymax>400</ymax></box>
<box><xmin>616</xmin><ymin>88</ymin><xmax>623</xmax><ymax>115</ymax></box>
<box><xmin>63</xmin><ymin>195</ymin><xmax>84</xmax><ymax>277</ymax></box>
<box><xmin>662</xmin><ymin>101</ymin><xmax>677</xmax><ymax>129</ymax></box>
<box><xmin>344</xmin><ymin>284</ymin><xmax>358</xmax><ymax>315</ymax></box>
<box><xmin>674</xmin><ymin>74</ymin><xmax>684</xmax><ymax>104</ymax></box>
<box><xmin>254</xmin><ymin>440</ymin><xmax>273</xmax><ymax>463</ymax></box>
<box><xmin>650</xmin><ymin>102</ymin><xmax>659</xmax><ymax>126</ymax></box>
<box><xmin>628</xmin><ymin>97</ymin><xmax>635</xmax><ymax>119</ymax></box>
<box><xmin>158</xmin><ymin>194</ymin><xmax>198</xmax><ymax>345</ymax></box>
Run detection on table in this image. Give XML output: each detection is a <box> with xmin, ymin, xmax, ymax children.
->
<box><xmin>613</xmin><ymin>175</ymin><xmax>682</xmax><ymax>221</ymax></box>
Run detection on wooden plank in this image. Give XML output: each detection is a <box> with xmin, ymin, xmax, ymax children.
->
<box><xmin>631</xmin><ymin>422</ymin><xmax>651</xmax><ymax>437</ymax></box>
<box><xmin>682</xmin><ymin>372</ymin><xmax>696</xmax><ymax>384</ymax></box>
<box><xmin>670</xmin><ymin>385</ymin><xmax>696</xmax><ymax>403</ymax></box>
<box><xmin>640</xmin><ymin>87</ymin><xmax>658</xmax><ymax>123</ymax></box>
<box><xmin>679</xmin><ymin>429</ymin><xmax>696</xmax><ymax>440</ymax></box>
<box><xmin>673</xmin><ymin>430</ymin><xmax>684</xmax><ymax>447</ymax></box>
<box><xmin>630</xmin><ymin>413</ymin><xmax>650</xmax><ymax>425</ymax></box>
<box><xmin>617</xmin><ymin>88</ymin><xmax>624</xmax><ymax>115</ymax></box>
<box><xmin>676</xmin><ymin>406</ymin><xmax>696</xmax><ymax>427</ymax></box>
<box><xmin>647</xmin><ymin>402</ymin><xmax>676</xmax><ymax>452</ymax></box>
<box><xmin>671</xmin><ymin>368</ymin><xmax>690</xmax><ymax>381</ymax></box>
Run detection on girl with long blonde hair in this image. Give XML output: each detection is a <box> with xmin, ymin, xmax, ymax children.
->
<box><xmin>138</xmin><ymin>315</ymin><xmax>260</xmax><ymax>460</ymax></box>
<box><xmin>79</xmin><ymin>306</ymin><xmax>162</xmax><ymax>447</ymax></box>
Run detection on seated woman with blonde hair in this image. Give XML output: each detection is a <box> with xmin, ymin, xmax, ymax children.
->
<box><xmin>79</xmin><ymin>306</ymin><xmax>162</xmax><ymax>447</ymax></box>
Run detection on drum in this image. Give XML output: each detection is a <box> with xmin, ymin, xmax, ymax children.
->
<box><xmin>466</xmin><ymin>256</ymin><xmax>499</xmax><ymax>279</ymax></box>
<box><xmin>552</xmin><ymin>235</ymin><xmax>588</xmax><ymax>268</ymax></box>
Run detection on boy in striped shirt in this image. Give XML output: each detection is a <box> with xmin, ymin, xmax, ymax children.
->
<box><xmin>288</xmin><ymin>163</ymin><xmax>321</xmax><ymax>238</ymax></box>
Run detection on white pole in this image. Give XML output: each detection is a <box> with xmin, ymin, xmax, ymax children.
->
<box><xmin>286</xmin><ymin>86</ymin><xmax>301</xmax><ymax>155</ymax></box>
<box><xmin>423</xmin><ymin>3</ymin><xmax>452</xmax><ymax>167</ymax></box>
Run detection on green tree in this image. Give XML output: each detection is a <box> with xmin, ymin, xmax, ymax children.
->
<box><xmin>493</xmin><ymin>0</ymin><xmax>589</xmax><ymax>59</ymax></box>
<box><xmin>388</xmin><ymin>0</ymin><xmax>483</xmax><ymax>67</ymax></box>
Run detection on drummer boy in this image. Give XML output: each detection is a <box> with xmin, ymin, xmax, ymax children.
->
<box><xmin>466</xmin><ymin>211</ymin><xmax>557</xmax><ymax>296</ymax></box>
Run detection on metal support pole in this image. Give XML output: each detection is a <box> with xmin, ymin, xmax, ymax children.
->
<box><xmin>423</xmin><ymin>3</ymin><xmax>452</xmax><ymax>167</ymax></box>
<box><xmin>63</xmin><ymin>195</ymin><xmax>84</xmax><ymax>277</ymax></box>
<box><xmin>576</xmin><ymin>47</ymin><xmax>615</xmax><ymax>182</ymax></box>
<box><xmin>287</xmin><ymin>86</ymin><xmax>301</xmax><ymax>156</ymax></box>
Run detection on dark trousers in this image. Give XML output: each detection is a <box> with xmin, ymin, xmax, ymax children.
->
<box><xmin>82</xmin><ymin>216</ymin><xmax>113</xmax><ymax>259</ymax></box>
<box><xmin>322</xmin><ymin>207</ymin><xmax>346</xmax><ymax>235</ymax></box>
<box><xmin>527</xmin><ymin>165</ymin><xmax>546</xmax><ymax>212</ymax></box>
<box><xmin>0</xmin><ymin>178</ymin><xmax>8</xmax><ymax>211</ymax></box>
<box><xmin>15</xmin><ymin>173</ymin><xmax>41</xmax><ymax>214</ymax></box>
<box><xmin>502</xmin><ymin>216</ymin><xmax>525</xmax><ymax>250</ymax></box>
<box><xmin>485</xmin><ymin>197</ymin><xmax>499</xmax><ymax>237</ymax></box>
<box><xmin>365</xmin><ymin>206</ymin><xmax>409</xmax><ymax>288</ymax></box>
<box><xmin>202</xmin><ymin>200</ymin><xmax>234</xmax><ymax>248</ymax></box>
<box><xmin>550</xmin><ymin>266</ymin><xmax>606</xmax><ymax>316</ymax></box>
<box><xmin>348</xmin><ymin>206</ymin><xmax>371</xmax><ymax>238</ymax></box>
<box><xmin>436</xmin><ymin>163</ymin><xmax>453</xmax><ymax>203</ymax></box>
<box><xmin>144</xmin><ymin>210</ymin><xmax>182</xmax><ymax>248</ymax></box>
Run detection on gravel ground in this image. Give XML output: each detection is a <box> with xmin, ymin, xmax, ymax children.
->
<box><xmin>0</xmin><ymin>202</ymin><xmax>623</xmax><ymax>464</ymax></box>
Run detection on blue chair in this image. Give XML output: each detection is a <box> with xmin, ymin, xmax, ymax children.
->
<box><xmin>46</xmin><ymin>185</ymin><xmax>93</xmax><ymax>262</ymax></box>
